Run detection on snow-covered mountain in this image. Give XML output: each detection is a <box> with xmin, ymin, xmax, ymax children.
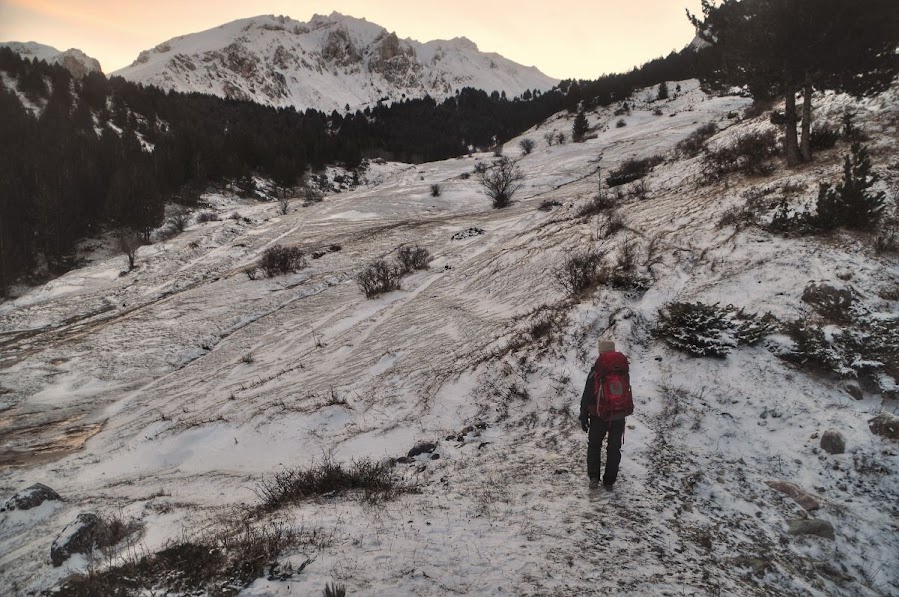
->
<box><xmin>112</xmin><ymin>12</ymin><xmax>559</xmax><ymax>112</ymax></box>
<box><xmin>0</xmin><ymin>42</ymin><xmax>102</xmax><ymax>78</ymax></box>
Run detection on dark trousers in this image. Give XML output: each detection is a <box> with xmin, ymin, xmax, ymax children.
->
<box><xmin>587</xmin><ymin>417</ymin><xmax>625</xmax><ymax>482</ymax></box>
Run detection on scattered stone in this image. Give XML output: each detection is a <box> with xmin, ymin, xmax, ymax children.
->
<box><xmin>451</xmin><ymin>227</ymin><xmax>485</xmax><ymax>240</ymax></box>
<box><xmin>51</xmin><ymin>513</ymin><xmax>108</xmax><ymax>566</ymax></box>
<box><xmin>407</xmin><ymin>442</ymin><xmax>437</xmax><ymax>458</ymax></box>
<box><xmin>820</xmin><ymin>430</ymin><xmax>846</xmax><ymax>454</ymax></box>
<box><xmin>430</xmin><ymin>453</ymin><xmax>440</xmax><ymax>460</ymax></box>
<box><xmin>843</xmin><ymin>382</ymin><xmax>863</xmax><ymax>401</ymax></box>
<box><xmin>868</xmin><ymin>413</ymin><xmax>899</xmax><ymax>442</ymax></box>
<box><xmin>764</xmin><ymin>480</ymin><xmax>821</xmax><ymax>511</ymax></box>
<box><xmin>395</xmin><ymin>456</ymin><xmax>414</xmax><ymax>464</ymax></box>
<box><xmin>787</xmin><ymin>518</ymin><xmax>835</xmax><ymax>540</ymax></box>
<box><xmin>554</xmin><ymin>468</ymin><xmax>569</xmax><ymax>475</ymax></box>
<box><xmin>477</xmin><ymin>442</ymin><xmax>491</xmax><ymax>450</ymax></box>
<box><xmin>2</xmin><ymin>483</ymin><xmax>61</xmax><ymax>512</ymax></box>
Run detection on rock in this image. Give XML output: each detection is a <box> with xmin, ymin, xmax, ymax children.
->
<box><xmin>732</xmin><ymin>556</ymin><xmax>769</xmax><ymax>575</ymax></box>
<box><xmin>407</xmin><ymin>442</ymin><xmax>437</xmax><ymax>458</ymax></box>
<box><xmin>844</xmin><ymin>382</ymin><xmax>863</xmax><ymax>401</ymax></box>
<box><xmin>2</xmin><ymin>483</ymin><xmax>61</xmax><ymax>512</ymax></box>
<box><xmin>868</xmin><ymin>413</ymin><xmax>899</xmax><ymax>442</ymax></box>
<box><xmin>787</xmin><ymin>518</ymin><xmax>835</xmax><ymax>540</ymax></box>
<box><xmin>764</xmin><ymin>480</ymin><xmax>821</xmax><ymax>511</ymax></box>
<box><xmin>820</xmin><ymin>430</ymin><xmax>846</xmax><ymax>454</ymax></box>
<box><xmin>430</xmin><ymin>453</ymin><xmax>440</xmax><ymax>460</ymax></box>
<box><xmin>51</xmin><ymin>513</ymin><xmax>109</xmax><ymax>566</ymax></box>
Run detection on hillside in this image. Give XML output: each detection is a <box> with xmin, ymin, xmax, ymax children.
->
<box><xmin>1</xmin><ymin>79</ymin><xmax>897</xmax><ymax>595</ymax></box>
<box><xmin>112</xmin><ymin>12</ymin><xmax>558</xmax><ymax>112</ymax></box>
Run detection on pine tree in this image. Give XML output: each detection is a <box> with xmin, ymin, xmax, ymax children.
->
<box><xmin>814</xmin><ymin>143</ymin><xmax>885</xmax><ymax>230</ymax></box>
<box><xmin>689</xmin><ymin>0</ymin><xmax>898</xmax><ymax>165</ymax></box>
<box><xmin>657</xmin><ymin>81</ymin><xmax>669</xmax><ymax>100</ymax></box>
<box><xmin>572</xmin><ymin>107</ymin><xmax>589</xmax><ymax>143</ymax></box>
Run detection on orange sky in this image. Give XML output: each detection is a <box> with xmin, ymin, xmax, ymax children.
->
<box><xmin>0</xmin><ymin>0</ymin><xmax>703</xmax><ymax>79</ymax></box>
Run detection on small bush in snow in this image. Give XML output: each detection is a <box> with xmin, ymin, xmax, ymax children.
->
<box><xmin>577</xmin><ymin>194</ymin><xmax>617</xmax><ymax>217</ymax></box>
<box><xmin>676</xmin><ymin>123</ymin><xmax>717</xmax><ymax>158</ymax></box>
<box><xmin>875</xmin><ymin>225</ymin><xmax>899</xmax><ymax>254</ymax></box>
<box><xmin>606</xmin><ymin>155</ymin><xmax>664</xmax><ymax>187</ymax></box>
<box><xmin>702</xmin><ymin>130</ymin><xmax>779</xmax><ymax>181</ymax></box>
<box><xmin>195</xmin><ymin>210</ymin><xmax>220</xmax><ymax>224</ymax></box>
<box><xmin>615</xmin><ymin>118</ymin><xmax>627</xmax><ymax>128</ymax></box>
<box><xmin>543</xmin><ymin>132</ymin><xmax>556</xmax><ymax>147</ymax></box>
<box><xmin>256</xmin><ymin>456</ymin><xmax>410</xmax><ymax>511</ymax></box>
<box><xmin>430</xmin><ymin>183</ymin><xmax>441</xmax><ymax>197</ymax></box>
<box><xmin>809</xmin><ymin>124</ymin><xmax>840</xmax><ymax>151</ymax></box>
<box><xmin>278</xmin><ymin>197</ymin><xmax>290</xmax><ymax>215</ymax></box>
<box><xmin>653</xmin><ymin>302</ymin><xmax>771</xmax><ymax>357</ymax></box>
<box><xmin>801</xmin><ymin>283</ymin><xmax>857</xmax><ymax>325</ymax></box>
<box><xmin>538</xmin><ymin>199</ymin><xmax>562</xmax><ymax>212</ymax></box>
<box><xmin>324</xmin><ymin>583</ymin><xmax>347</xmax><ymax>597</ymax></box>
<box><xmin>555</xmin><ymin>132</ymin><xmax>567</xmax><ymax>145</ymax></box>
<box><xmin>259</xmin><ymin>245</ymin><xmax>306</xmax><ymax>277</ymax></box>
<box><xmin>519</xmin><ymin>138</ymin><xmax>536</xmax><ymax>155</ymax></box>
<box><xmin>554</xmin><ymin>250</ymin><xmax>602</xmax><ymax>296</ymax></box>
<box><xmin>396</xmin><ymin>245</ymin><xmax>431</xmax><ymax>273</ymax></box>
<box><xmin>357</xmin><ymin>259</ymin><xmax>401</xmax><ymax>298</ymax></box>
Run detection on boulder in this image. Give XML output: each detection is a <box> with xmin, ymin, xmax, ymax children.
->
<box><xmin>1</xmin><ymin>483</ymin><xmax>61</xmax><ymax>512</ymax></box>
<box><xmin>820</xmin><ymin>430</ymin><xmax>846</xmax><ymax>454</ymax></box>
<box><xmin>51</xmin><ymin>513</ymin><xmax>109</xmax><ymax>566</ymax></box>
<box><xmin>787</xmin><ymin>518</ymin><xmax>835</xmax><ymax>540</ymax></box>
<box><xmin>843</xmin><ymin>382</ymin><xmax>863</xmax><ymax>401</ymax></box>
<box><xmin>868</xmin><ymin>413</ymin><xmax>899</xmax><ymax>442</ymax></box>
<box><xmin>764</xmin><ymin>480</ymin><xmax>821</xmax><ymax>511</ymax></box>
<box><xmin>407</xmin><ymin>442</ymin><xmax>437</xmax><ymax>458</ymax></box>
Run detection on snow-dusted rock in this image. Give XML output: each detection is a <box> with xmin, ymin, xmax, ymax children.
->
<box><xmin>820</xmin><ymin>430</ymin><xmax>846</xmax><ymax>455</ymax></box>
<box><xmin>843</xmin><ymin>381</ymin><xmax>863</xmax><ymax>401</ymax></box>
<box><xmin>407</xmin><ymin>442</ymin><xmax>437</xmax><ymax>458</ymax></box>
<box><xmin>787</xmin><ymin>518</ymin><xmax>835</xmax><ymax>540</ymax></box>
<box><xmin>50</xmin><ymin>513</ymin><xmax>107</xmax><ymax>566</ymax></box>
<box><xmin>0</xmin><ymin>42</ymin><xmax>102</xmax><ymax>77</ymax></box>
<box><xmin>764</xmin><ymin>480</ymin><xmax>821</xmax><ymax>511</ymax></box>
<box><xmin>1</xmin><ymin>483</ymin><xmax>60</xmax><ymax>512</ymax></box>
<box><xmin>868</xmin><ymin>413</ymin><xmax>899</xmax><ymax>442</ymax></box>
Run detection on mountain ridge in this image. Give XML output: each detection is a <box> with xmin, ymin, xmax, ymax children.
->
<box><xmin>0</xmin><ymin>41</ymin><xmax>102</xmax><ymax>78</ymax></box>
<box><xmin>111</xmin><ymin>12</ymin><xmax>558</xmax><ymax>112</ymax></box>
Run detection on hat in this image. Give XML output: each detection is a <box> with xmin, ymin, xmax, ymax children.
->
<box><xmin>597</xmin><ymin>339</ymin><xmax>616</xmax><ymax>354</ymax></box>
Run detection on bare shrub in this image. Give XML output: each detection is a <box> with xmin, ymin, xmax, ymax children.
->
<box><xmin>56</xmin><ymin>520</ymin><xmax>307</xmax><ymax>596</ymax></box>
<box><xmin>606</xmin><ymin>155</ymin><xmax>664</xmax><ymax>187</ymax></box>
<box><xmin>195</xmin><ymin>210</ymin><xmax>220</xmax><ymax>223</ymax></box>
<box><xmin>259</xmin><ymin>245</ymin><xmax>307</xmax><ymax>277</ymax></box>
<box><xmin>538</xmin><ymin>199</ymin><xmax>562</xmax><ymax>212</ymax></box>
<box><xmin>430</xmin><ymin>183</ymin><xmax>441</xmax><ymax>197</ymax></box>
<box><xmin>278</xmin><ymin>197</ymin><xmax>290</xmax><ymax>215</ymax></box>
<box><xmin>577</xmin><ymin>194</ymin><xmax>617</xmax><ymax>218</ymax></box>
<box><xmin>357</xmin><ymin>260</ymin><xmax>401</xmax><ymax>298</ymax></box>
<box><xmin>519</xmin><ymin>138</ymin><xmax>536</xmax><ymax>155</ymax></box>
<box><xmin>810</xmin><ymin>124</ymin><xmax>840</xmax><ymax>151</ymax></box>
<box><xmin>556</xmin><ymin>132</ymin><xmax>567</xmax><ymax>145</ymax></box>
<box><xmin>554</xmin><ymin>250</ymin><xmax>602</xmax><ymax>295</ymax></box>
<box><xmin>676</xmin><ymin>123</ymin><xmax>717</xmax><ymax>158</ymax></box>
<box><xmin>396</xmin><ymin>245</ymin><xmax>431</xmax><ymax>273</ymax></box>
<box><xmin>325</xmin><ymin>583</ymin><xmax>347</xmax><ymax>597</ymax></box>
<box><xmin>616</xmin><ymin>118</ymin><xmax>627</xmax><ymax>128</ymax></box>
<box><xmin>544</xmin><ymin>132</ymin><xmax>556</xmax><ymax>147</ymax></box>
<box><xmin>478</xmin><ymin>157</ymin><xmax>525</xmax><ymax>209</ymax></box>
<box><xmin>702</xmin><ymin>130</ymin><xmax>779</xmax><ymax>181</ymax></box>
<box><xmin>601</xmin><ymin>211</ymin><xmax>625</xmax><ymax>238</ymax></box>
<box><xmin>256</xmin><ymin>456</ymin><xmax>411</xmax><ymax>512</ymax></box>
<box><xmin>168</xmin><ymin>207</ymin><xmax>190</xmax><ymax>232</ymax></box>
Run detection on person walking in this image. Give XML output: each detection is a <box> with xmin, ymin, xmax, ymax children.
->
<box><xmin>579</xmin><ymin>339</ymin><xmax>633</xmax><ymax>489</ymax></box>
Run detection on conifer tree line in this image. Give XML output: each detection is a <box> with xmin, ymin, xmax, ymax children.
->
<box><xmin>0</xmin><ymin>45</ymin><xmax>699</xmax><ymax>293</ymax></box>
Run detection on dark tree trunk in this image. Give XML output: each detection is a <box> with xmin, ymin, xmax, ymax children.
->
<box><xmin>800</xmin><ymin>82</ymin><xmax>813</xmax><ymax>163</ymax></box>
<box><xmin>783</xmin><ymin>89</ymin><xmax>801</xmax><ymax>166</ymax></box>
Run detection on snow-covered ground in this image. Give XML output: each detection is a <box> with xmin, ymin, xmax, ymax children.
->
<box><xmin>1</xmin><ymin>79</ymin><xmax>898</xmax><ymax>596</ymax></box>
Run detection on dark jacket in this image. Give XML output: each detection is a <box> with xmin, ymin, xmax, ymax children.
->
<box><xmin>579</xmin><ymin>366</ymin><xmax>597</xmax><ymax>422</ymax></box>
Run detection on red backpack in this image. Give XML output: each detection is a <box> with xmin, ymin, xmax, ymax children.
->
<box><xmin>592</xmin><ymin>351</ymin><xmax>634</xmax><ymax>421</ymax></box>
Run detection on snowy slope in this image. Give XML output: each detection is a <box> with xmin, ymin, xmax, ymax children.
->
<box><xmin>111</xmin><ymin>13</ymin><xmax>558</xmax><ymax>112</ymax></box>
<box><xmin>0</xmin><ymin>41</ymin><xmax>103</xmax><ymax>77</ymax></box>
<box><xmin>1</xmin><ymin>80</ymin><xmax>898</xmax><ymax>596</ymax></box>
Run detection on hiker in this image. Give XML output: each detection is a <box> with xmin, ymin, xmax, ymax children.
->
<box><xmin>579</xmin><ymin>339</ymin><xmax>633</xmax><ymax>489</ymax></box>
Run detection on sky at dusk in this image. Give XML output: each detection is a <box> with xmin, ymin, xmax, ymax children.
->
<box><xmin>0</xmin><ymin>0</ymin><xmax>704</xmax><ymax>80</ymax></box>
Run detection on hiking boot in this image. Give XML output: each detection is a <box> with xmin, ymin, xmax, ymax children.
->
<box><xmin>602</xmin><ymin>477</ymin><xmax>615</xmax><ymax>489</ymax></box>
<box><xmin>589</xmin><ymin>478</ymin><xmax>600</xmax><ymax>489</ymax></box>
